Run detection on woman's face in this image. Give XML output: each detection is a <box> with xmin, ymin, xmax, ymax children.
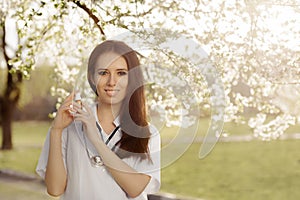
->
<box><xmin>93</xmin><ymin>52</ymin><xmax>128</xmax><ymax>106</ymax></box>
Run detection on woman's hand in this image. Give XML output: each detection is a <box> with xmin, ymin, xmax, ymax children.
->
<box><xmin>51</xmin><ymin>91</ymin><xmax>76</xmax><ymax>131</ymax></box>
<box><xmin>73</xmin><ymin>102</ymin><xmax>100</xmax><ymax>144</ymax></box>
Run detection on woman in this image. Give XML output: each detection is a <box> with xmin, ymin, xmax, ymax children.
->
<box><xmin>36</xmin><ymin>40</ymin><xmax>161</xmax><ymax>200</ymax></box>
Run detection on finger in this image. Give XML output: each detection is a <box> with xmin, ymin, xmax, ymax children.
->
<box><xmin>72</xmin><ymin>101</ymin><xmax>82</xmax><ymax>110</ymax></box>
<box><xmin>62</xmin><ymin>91</ymin><xmax>75</xmax><ymax>105</ymax></box>
<box><xmin>60</xmin><ymin>101</ymin><xmax>75</xmax><ymax>112</ymax></box>
<box><xmin>59</xmin><ymin>103</ymin><xmax>72</xmax><ymax>112</ymax></box>
<box><xmin>73</xmin><ymin>114</ymin><xmax>91</xmax><ymax>124</ymax></box>
<box><xmin>57</xmin><ymin>92</ymin><xmax>75</xmax><ymax>111</ymax></box>
<box><xmin>78</xmin><ymin>110</ymin><xmax>95</xmax><ymax>121</ymax></box>
<box><xmin>71</xmin><ymin>101</ymin><xmax>87</xmax><ymax>113</ymax></box>
<box><xmin>81</xmin><ymin>102</ymin><xmax>93</xmax><ymax>115</ymax></box>
<box><xmin>74</xmin><ymin>108</ymin><xmax>87</xmax><ymax>117</ymax></box>
<box><xmin>59</xmin><ymin>102</ymin><xmax>77</xmax><ymax>116</ymax></box>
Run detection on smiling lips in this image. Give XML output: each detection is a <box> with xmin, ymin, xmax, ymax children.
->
<box><xmin>104</xmin><ymin>89</ymin><xmax>120</xmax><ymax>97</ymax></box>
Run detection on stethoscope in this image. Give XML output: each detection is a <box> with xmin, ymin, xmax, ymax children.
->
<box><xmin>83</xmin><ymin>122</ymin><xmax>120</xmax><ymax>167</ymax></box>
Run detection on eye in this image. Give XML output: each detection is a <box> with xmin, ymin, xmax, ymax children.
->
<box><xmin>117</xmin><ymin>71</ymin><xmax>128</xmax><ymax>76</ymax></box>
<box><xmin>98</xmin><ymin>70</ymin><xmax>108</xmax><ymax>76</ymax></box>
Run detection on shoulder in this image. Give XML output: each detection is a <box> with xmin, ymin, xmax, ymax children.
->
<box><xmin>149</xmin><ymin>124</ymin><xmax>159</xmax><ymax>135</ymax></box>
<box><xmin>148</xmin><ymin>124</ymin><xmax>160</xmax><ymax>152</ymax></box>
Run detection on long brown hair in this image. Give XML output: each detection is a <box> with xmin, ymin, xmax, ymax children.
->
<box><xmin>87</xmin><ymin>40</ymin><xmax>150</xmax><ymax>159</ymax></box>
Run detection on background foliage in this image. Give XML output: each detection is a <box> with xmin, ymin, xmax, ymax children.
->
<box><xmin>1</xmin><ymin>0</ymin><xmax>300</xmax><ymax>147</ymax></box>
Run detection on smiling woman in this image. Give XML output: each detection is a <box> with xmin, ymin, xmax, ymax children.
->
<box><xmin>93</xmin><ymin>53</ymin><xmax>129</xmax><ymax>107</ymax></box>
<box><xmin>36</xmin><ymin>40</ymin><xmax>161</xmax><ymax>200</ymax></box>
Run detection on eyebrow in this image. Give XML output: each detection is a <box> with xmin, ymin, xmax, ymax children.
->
<box><xmin>97</xmin><ymin>68</ymin><xmax>128</xmax><ymax>71</ymax></box>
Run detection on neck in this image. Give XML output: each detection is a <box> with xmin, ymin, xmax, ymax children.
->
<box><xmin>97</xmin><ymin>102</ymin><xmax>121</xmax><ymax>124</ymax></box>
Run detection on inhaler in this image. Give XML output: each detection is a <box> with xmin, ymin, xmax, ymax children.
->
<box><xmin>69</xmin><ymin>91</ymin><xmax>82</xmax><ymax>116</ymax></box>
<box><xmin>74</xmin><ymin>92</ymin><xmax>82</xmax><ymax>108</ymax></box>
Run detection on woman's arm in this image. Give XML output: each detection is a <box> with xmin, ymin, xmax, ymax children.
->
<box><xmin>44</xmin><ymin>128</ymin><xmax>67</xmax><ymax>197</ymax></box>
<box><xmin>44</xmin><ymin>92</ymin><xmax>75</xmax><ymax>196</ymax></box>
<box><xmin>94</xmin><ymin>138</ymin><xmax>151</xmax><ymax>198</ymax></box>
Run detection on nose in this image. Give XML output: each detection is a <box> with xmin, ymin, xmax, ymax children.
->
<box><xmin>107</xmin><ymin>74</ymin><xmax>116</xmax><ymax>86</ymax></box>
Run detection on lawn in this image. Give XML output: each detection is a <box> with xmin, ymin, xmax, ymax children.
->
<box><xmin>1</xmin><ymin>121</ymin><xmax>300</xmax><ymax>200</ymax></box>
<box><xmin>0</xmin><ymin>121</ymin><xmax>51</xmax><ymax>173</ymax></box>
<box><xmin>161</xmin><ymin>140</ymin><xmax>300</xmax><ymax>200</ymax></box>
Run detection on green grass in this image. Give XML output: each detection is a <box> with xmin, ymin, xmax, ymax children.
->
<box><xmin>0</xmin><ymin>121</ymin><xmax>50</xmax><ymax>174</ymax></box>
<box><xmin>0</xmin><ymin>181</ymin><xmax>55</xmax><ymax>200</ymax></box>
<box><xmin>161</xmin><ymin>140</ymin><xmax>300</xmax><ymax>200</ymax></box>
<box><xmin>1</xmin><ymin>121</ymin><xmax>300</xmax><ymax>200</ymax></box>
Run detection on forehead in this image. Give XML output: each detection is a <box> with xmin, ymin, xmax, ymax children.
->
<box><xmin>94</xmin><ymin>52</ymin><xmax>127</xmax><ymax>70</ymax></box>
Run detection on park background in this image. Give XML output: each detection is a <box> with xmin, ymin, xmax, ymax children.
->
<box><xmin>1</xmin><ymin>0</ymin><xmax>300</xmax><ymax>199</ymax></box>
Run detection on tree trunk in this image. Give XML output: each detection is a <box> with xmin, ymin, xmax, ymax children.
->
<box><xmin>0</xmin><ymin>69</ymin><xmax>22</xmax><ymax>150</ymax></box>
<box><xmin>0</xmin><ymin>20</ymin><xmax>22</xmax><ymax>150</ymax></box>
<box><xmin>1</xmin><ymin>98</ymin><xmax>13</xmax><ymax>150</ymax></box>
<box><xmin>1</xmin><ymin>71</ymin><xmax>22</xmax><ymax>150</ymax></box>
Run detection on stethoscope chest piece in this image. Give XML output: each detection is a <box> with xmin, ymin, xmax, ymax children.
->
<box><xmin>90</xmin><ymin>155</ymin><xmax>104</xmax><ymax>167</ymax></box>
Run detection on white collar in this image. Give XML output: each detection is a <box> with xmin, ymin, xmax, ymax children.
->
<box><xmin>92</xmin><ymin>103</ymin><xmax>120</xmax><ymax>127</ymax></box>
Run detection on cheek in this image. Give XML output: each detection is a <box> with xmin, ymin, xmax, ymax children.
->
<box><xmin>94</xmin><ymin>76</ymin><xmax>105</xmax><ymax>86</ymax></box>
<box><xmin>118</xmin><ymin>77</ymin><xmax>128</xmax><ymax>88</ymax></box>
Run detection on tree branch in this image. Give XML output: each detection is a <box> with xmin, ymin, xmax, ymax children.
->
<box><xmin>2</xmin><ymin>19</ymin><xmax>22</xmax><ymax>102</ymax></box>
<box><xmin>104</xmin><ymin>8</ymin><xmax>154</xmax><ymax>25</ymax></box>
<box><xmin>2</xmin><ymin>22</ymin><xmax>11</xmax><ymax>70</ymax></box>
<box><xmin>70</xmin><ymin>0</ymin><xmax>105</xmax><ymax>36</ymax></box>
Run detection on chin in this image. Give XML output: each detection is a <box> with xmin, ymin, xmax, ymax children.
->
<box><xmin>101</xmin><ymin>98</ymin><xmax>124</xmax><ymax>106</ymax></box>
